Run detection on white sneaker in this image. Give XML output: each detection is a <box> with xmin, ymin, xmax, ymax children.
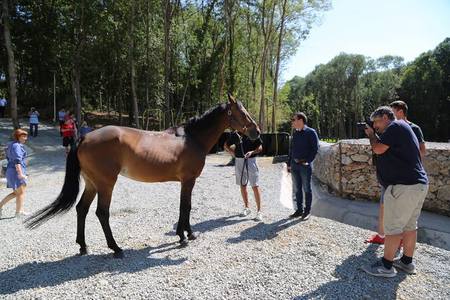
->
<box><xmin>15</xmin><ymin>211</ymin><xmax>30</xmax><ymax>218</ymax></box>
<box><xmin>255</xmin><ymin>211</ymin><xmax>263</xmax><ymax>222</ymax></box>
<box><xmin>241</xmin><ymin>208</ymin><xmax>251</xmax><ymax>217</ymax></box>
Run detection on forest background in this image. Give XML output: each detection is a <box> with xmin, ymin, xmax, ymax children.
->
<box><xmin>1</xmin><ymin>0</ymin><xmax>449</xmax><ymax>141</ymax></box>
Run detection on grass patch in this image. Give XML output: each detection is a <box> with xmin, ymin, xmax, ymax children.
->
<box><xmin>321</xmin><ymin>138</ymin><xmax>338</xmax><ymax>143</ymax></box>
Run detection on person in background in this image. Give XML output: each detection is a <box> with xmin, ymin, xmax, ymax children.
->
<box><xmin>287</xmin><ymin>112</ymin><xmax>319</xmax><ymax>221</ymax></box>
<box><xmin>79</xmin><ymin>121</ymin><xmax>93</xmax><ymax>139</ymax></box>
<box><xmin>390</xmin><ymin>100</ymin><xmax>426</xmax><ymax>158</ymax></box>
<box><xmin>365</xmin><ymin>100</ymin><xmax>426</xmax><ymax>245</ymax></box>
<box><xmin>58</xmin><ymin>108</ymin><xmax>66</xmax><ymax>136</ymax></box>
<box><xmin>0</xmin><ymin>129</ymin><xmax>29</xmax><ymax>218</ymax></box>
<box><xmin>61</xmin><ymin>115</ymin><xmax>77</xmax><ymax>155</ymax></box>
<box><xmin>224</xmin><ymin>131</ymin><xmax>264</xmax><ymax>221</ymax></box>
<box><xmin>28</xmin><ymin>107</ymin><xmax>40</xmax><ymax>137</ymax></box>
<box><xmin>362</xmin><ymin>106</ymin><xmax>428</xmax><ymax>278</ymax></box>
<box><xmin>0</xmin><ymin>96</ymin><xmax>7</xmax><ymax>118</ymax></box>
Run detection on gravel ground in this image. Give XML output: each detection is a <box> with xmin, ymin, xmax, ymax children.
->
<box><xmin>1</xmin><ymin>121</ymin><xmax>449</xmax><ymax>299</ymax></box>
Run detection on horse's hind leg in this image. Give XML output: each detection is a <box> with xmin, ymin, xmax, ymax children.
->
<box><xmin>177</xmin><ymin>178</ymin><xmax>197</xmax><ymax>245</ymax></box>
<box><xmin>96</xmin><ymin>187</ymin><xmax>123</xmax><ymax>258</ymax></box>
<box><xmin>76</xmin><ymin>179</ymin><xmax>97</xmax><ymax>255</ymax></box>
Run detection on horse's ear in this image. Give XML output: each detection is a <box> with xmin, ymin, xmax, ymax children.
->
<box><xmin>227</xmin><ymin>92</ymin><xmax>236</xmax><ymax>104</ymax></box>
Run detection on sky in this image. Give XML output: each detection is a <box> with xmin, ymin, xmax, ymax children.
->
<box><xmin>283</xmin><ymin>0</ymin><xmax>450</xmax><ymax>81</ymax></box>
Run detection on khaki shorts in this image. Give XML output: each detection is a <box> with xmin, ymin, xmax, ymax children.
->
<box><xmin>235</xmin><ymin>157</ymin><xmax>259</xmax><ymax>187</ymax></box>
<box><xmin>384</xmin><ymin>183</ymin><xmax>428</xmax><ymax>235</ymax></box>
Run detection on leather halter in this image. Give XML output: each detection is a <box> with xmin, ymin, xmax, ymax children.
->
<box><xmin>226</xmin><ymin>103</ymin><xmax>251</xmax><ymax>133</ymax></box>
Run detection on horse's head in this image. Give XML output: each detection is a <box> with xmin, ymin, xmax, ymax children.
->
<box><xmin>226</xmin><ymin>93</ymin><xmax>261</xmax><ymax>140</ymax></box>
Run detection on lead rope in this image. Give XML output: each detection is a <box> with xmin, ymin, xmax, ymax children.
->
<box><xmin>236</xmin><ymin>132</ymin><xmax>249</xmax><ymax>186</ymax></box>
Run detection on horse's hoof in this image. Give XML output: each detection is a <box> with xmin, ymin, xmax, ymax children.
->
<box><xmin>113</xmin><ymin>251</ymin><xmax>124</xmax><ymax>259</ymax></box>
<box><xmin>79</xmin><ymin>248</ymin><xmax>89</xmax><ymax>256</ymax></box>
<box><xmin>187</xmin><ymin>232</ymin><xmax>198</xmax><ymax>241</ymax></box>
<box><xmin>179</xmin><ymin>239</ymin><xmax>189</xmax><ymax>247</ymax></box>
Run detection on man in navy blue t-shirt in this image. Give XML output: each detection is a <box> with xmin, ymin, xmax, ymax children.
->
<box><xmin>362</xmin><ymin>106</ymin><xmax>428</xmax><ymax>278</ymax></box>
<box><xmin>365</xmin><ymin>100</ymin><xmax>427</xmax><ymax>245</ymax></box>
<box><xmin>287</xmin><ymin>112</ymin><xmax>319</xmax><ymax>220</ymax></box>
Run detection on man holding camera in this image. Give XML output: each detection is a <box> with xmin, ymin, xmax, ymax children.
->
<box><xmin>287</xmin><ymin>112</ymin><xmax>319</xmax><ymax>221</ymax></box>
<box><xmin>362</xmin><ymin>106</ymin><xmax>428</xmax><ymax>278</ymax></box>
<box><xmin>365</xmin><ymin>100</ymin><xmax>426</xmax><ymax>245</ymax></box>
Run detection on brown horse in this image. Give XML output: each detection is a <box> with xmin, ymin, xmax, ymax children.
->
<box><xmin>26</xmin><ymin>95</ymin><xmax>260</xmax><ymax>258</ymax></box>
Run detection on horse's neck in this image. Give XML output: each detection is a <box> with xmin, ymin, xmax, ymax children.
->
<box><xmin>189</xmin><ymin>109</ymin><xmax>228</xmax><ymax>153</ymax></box>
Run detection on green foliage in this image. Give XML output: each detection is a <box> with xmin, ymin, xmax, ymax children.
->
<box><xmin>282</xmin><ymin>41</ymin><xmax>450</xmax><ymax>142</ymax></box>
<box><xmin>0</xmin><ymin>0</ymin><xmax>331</xmax><ymax>130</ymax></box>
<box><xmin>397</xmin><ymin>38</ymin><xmax>450</xmax><ymax>141</ymax></box>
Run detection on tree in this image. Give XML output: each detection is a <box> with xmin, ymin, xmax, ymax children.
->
<box><xmin>163</xmin><ymin>0</ymin><xmax>174</xmax><ymax>128</ymax></box>
<box><xmin>130</xmin><ymin>0</ymin><xmax>140</xmax><ymax>128</ymax></box>
<box><xmin>258</xmin><ymin>0</ymin><xmax>276</xmax><ymax>132</ymax></box>
<box><xmin>398</xmin><ymin>38</ymin><xmax>450</xmax><ymax>141</ymax></box>
<box><xmin>1</xmin><ymin>0</ymin><xmax>19</xmax><ymax>128</ymax></box>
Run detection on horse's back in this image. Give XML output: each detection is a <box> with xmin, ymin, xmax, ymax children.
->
<box><xmin>78</xmin><ymin>126</ymin><xmax>205</xmax><ymax>184</ymax></box>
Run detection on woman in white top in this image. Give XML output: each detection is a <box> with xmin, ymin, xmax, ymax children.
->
<box><xmin>28</xmin><ymin>107</ymin><xmax>40</xmax><ymax>137</ymax></box>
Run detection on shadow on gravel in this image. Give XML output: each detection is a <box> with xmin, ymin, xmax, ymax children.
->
<box><xmin>193</xmin><ymin>214</ymin><xmax>248</xmax><ymax>233</ymax></box>
<box><xmin>226</xmin><ymin>217</ymin><xmax>303</xmax><ymax>243</ymax></box>
<box><xmin>0</xmin><ymin>246</ymin><xmax>186</xmax><ymax>295</ymax></box>
<box><xmin>166</xmin><ymin>215</ymin><xmax>247</xmax><ymax>236</ymax></box>
<box><xmin>295</xmin><ymin>244</ymin><xmax>407</xmax><ymax>300</ymax></box>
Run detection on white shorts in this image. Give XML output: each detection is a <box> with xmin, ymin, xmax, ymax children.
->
<box><xmin>235</xmin><ymin>157</ymin><xmax>259</xmax><ymax>187</ymax></box>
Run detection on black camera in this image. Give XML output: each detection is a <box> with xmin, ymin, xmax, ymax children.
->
<box><xmin>356</xmin><ymin>117</ymin><xmax>374</xmax><ymax>138</ymax></box>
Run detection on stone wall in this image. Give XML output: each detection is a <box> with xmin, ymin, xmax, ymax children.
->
<box><xmin>313</xmin><ymin>140</ymin><xmax>450</xmax><ymax>216</ymax></box>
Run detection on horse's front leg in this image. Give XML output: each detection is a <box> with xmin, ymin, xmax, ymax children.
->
<box><xmin>177</xmin><ymin>178</ymin><xmax>196</xmax><ymax>245</ymax></box>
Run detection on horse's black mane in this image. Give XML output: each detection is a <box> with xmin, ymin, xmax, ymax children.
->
<box><xmin>184</xmin><ymin>103</ymin><xmax>227</xmax><ymax>135</ymax></box>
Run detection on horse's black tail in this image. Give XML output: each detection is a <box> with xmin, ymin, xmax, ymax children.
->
<box><xmin>25</xmin><ymin>140</ymin><xmax>82</xmax><ymax>229</ymax></box>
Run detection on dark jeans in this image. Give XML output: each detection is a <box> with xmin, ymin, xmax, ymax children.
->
<box><xmin>291</xmin><ymin>165</ymin><xmax>312</xmax><ymax>214</ymax></box>
<box><xmin>29</xmin><ymin>123</ymin><xmax>38</xmax><ymax>137</ymax></box>
<box><xmin>0</xmin><ymin>106</ymin><xmax>5</xmax><ymax>118</ymax></box>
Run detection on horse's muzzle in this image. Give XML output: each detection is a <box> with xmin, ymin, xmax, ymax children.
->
<box><xmin>247</xmin><ymin>126</ymin><xmax>260</xmax><ymax>141</ymax></box>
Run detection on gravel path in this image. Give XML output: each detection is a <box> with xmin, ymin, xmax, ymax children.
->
<box><xmin>1</xmin><ymin>121</ymin><xmax>449</xmax><ymax>299</ymax></box>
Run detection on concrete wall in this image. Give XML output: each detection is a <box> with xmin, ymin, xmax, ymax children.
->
<box><xmin>313</xmin><ymin>140</ymin><xmax>450</xmax><ymax>216</ymax></box>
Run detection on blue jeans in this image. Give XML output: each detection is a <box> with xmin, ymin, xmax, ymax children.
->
<box><xmin>291</xmin><ymin>165</ymin><xmax>312</xmax><ymax>214</ymax></box>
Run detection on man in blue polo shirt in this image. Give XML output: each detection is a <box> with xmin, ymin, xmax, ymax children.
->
<box><xmin>287</xmin><ymin>112</ymin><xmax>319</xmax><ymax>221</ymax></box>
<box><xmin>362</xmin><ymin>106</ymin><xmax>428</xmax><ymax>278</ymax></box>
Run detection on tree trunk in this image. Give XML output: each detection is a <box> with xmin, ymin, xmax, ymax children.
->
<box><xmin>72</xmin><ymin>65</ymin><xmax>82</xmax><ymax>124</ymax></box>
<box><xmin>271</xmin><ymin>0</ymin><xmax>288</xmax><ymax>133</ymax></box>
<box><xmin>218</xmin><ymin>41</ymin><xmax>228</xmax><ymax>98</ymax></box>
<box><xmin>72</xmin><ymin>1</ymin><xmax>85</xmax><ymax>125</ymax></box>
<box><xmin>145</xmin><ymin>0</ymin><xmax>151</xmax><ymax>120</ymax></box>
<box><xmin>258</xmin><ymin>0</ymin><xmax>275</xmax><ymax>132</ymax></box>
<box><xmin>2</xmin><ymin>0</ymin><xmax>19</xmax><ymax>128</ymax></box>
<box><xmin>225</xmin><ymin>0</ymin><xmax>235</xmax><ymax>92</ymax></box>
<box><xmin>130</xmin><ymin>0</ymin><xmax>140</xmax><ymax>128</ymax></box>
<box><xmin>163</xmin><ymin>0</ymin><xmax>172</xmax><ymax>128</ymax></box>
